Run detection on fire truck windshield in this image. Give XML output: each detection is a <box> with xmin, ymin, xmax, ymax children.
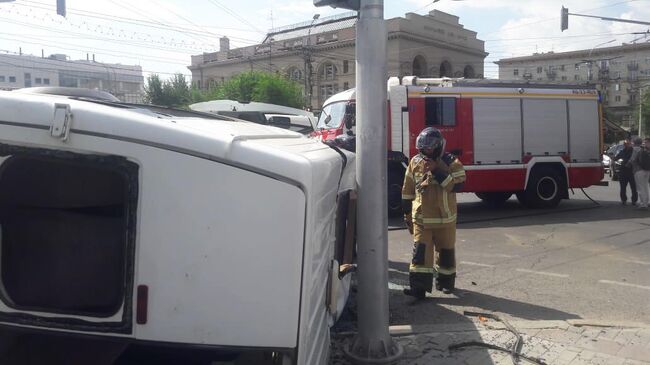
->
<box><xmin>316</xmin><ymin>102</ymin><xmax>347</xmax><ymax>130</ymax></box>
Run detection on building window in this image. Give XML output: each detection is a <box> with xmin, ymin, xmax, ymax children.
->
<box><xmin>560</xmin><ymin>65</ymin><xmax>565</xmax><ymax>71</ymax></box>
<box><xmin>615</xmin><ymin>95</ymin><xmax>621</xmax><ymax>102</ymax></box>
<box><xmin>9</xmin><ymin>76</ymin><xmax>16</xmax><ymax>83</ymax></box>
<box><xmin>513</xmin><ymin>69</ymin><xmax>519</xmax><ymax>76</ymax></box>
<box><xmin>574</xmin><ymin>75</ymin><xmax>580</xmax><ymax>81</ymax></box>
<box><xmin>424</xmin><ymin>97</ymin><xmax>456</xmax><ymax>126</ymax></box>
<box><xmin>343</xmin><ymin>81</ymin><xmax>349</xmax><ymax>90</ymax></box>
<box><xmin>288</xmin><ymin>68</ymin><xmax>303</xmax><ymax>81</ymax></box>
<box><xmin>537</xmin><ymin>66</ymin><xmax>542</xmax><ymax>74</ymax></box>
<box><xmin>319</xmin><ymin>83</ymin><xmax>338</xmax><ymax>102</ymax></box>
<box><xmin>463</xmin><ymin>65</ymin><xmax>475</xmax><ymax>78</ymax></box>
<box><xmin>561</xmin><ymin>76</ymin><xmax>567</xmax><ymax>81</ymax></box>
<box><xmin>413</xmin><ymin>56</ymin><xmax>427</xmax><ymax>77</ymax></box>
<box><xmin>0</xmin><ymin>76</ymin><xmax>4</xmax><ymax>82</ymax></box>
<box><xmin>320</xmin><ymin>63</ymin><xmax>337</xmax><ymax>81</ymax></box>
<box><xmin>35</xmin><ymin>78</ymin><xmax>42</xmax><ymax>84</ymax></box>
<box><xmin>439</xmin><ymin>60</ymin><xmax>452</xmax><ymax>77</ymax></box>
<box><xmin>343</xmin><ymin>60</ymin><xmax>349</xmax><ymax>74</ymax></box>
<box><xmin>24</xmin><ymin>73</ymin><xmax>31</xmax><ymax>88</ymax></box>
<box><xmin>615</xmin><ymin>83</ymin><xmax>620</xmax><ymax>91</ymax></box>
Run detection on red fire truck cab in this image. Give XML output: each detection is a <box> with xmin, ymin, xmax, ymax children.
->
<box><xmin>312</xmin><ymin>76</ymin><xmax>605</xmax><ymax>215</ymax></box>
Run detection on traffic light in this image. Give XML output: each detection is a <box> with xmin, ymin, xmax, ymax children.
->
<box><xmin>56</xmin><ymin>0</ymin><xmax>66</xmax><ymax>17</ymax></box>
<box><xmin>561</xmin><ymin>6</ymin><xmax>569</xmax><ymax>31</ymax></box>
<box><xmin>313</xmin><ymin>0</ymin><xmax>360</xmax><ymax>10</ymax></box>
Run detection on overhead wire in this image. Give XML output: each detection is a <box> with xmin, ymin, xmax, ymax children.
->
<box><xmin>0</xmin><ymin>35</ymin><xmax>189</xmax><ymax>66</ymax></box>
<box><xmin>3</xmin><ymin>1</ymin><xmax>260</xmax><ymax>47</ymax></box>
<box><xmin>204</xmin><ymin>0</ymin><xmax>264</xmax><ymax>34</ymax></box>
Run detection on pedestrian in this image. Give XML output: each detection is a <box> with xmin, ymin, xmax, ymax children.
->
<box><xmin>615</xmin><ymin>139</ymin><xmax>637</xmax><ymax>206</ymax></box>
<box><xmin>401</xmin><ymin>127</ymin><xmax>466</xmax><ymax>299</ymax></box>
<box><xmin>627</xmin><ymin>137</ymin><xmax>650</xmax><ymax>210</ymax></box>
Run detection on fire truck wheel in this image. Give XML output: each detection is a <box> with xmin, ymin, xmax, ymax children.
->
<box><xmin>521</xmin><ymin>168</ymin><xmax>563</xmax><ymax>209</ymax></box>
<box><xmin>387</xmin><ymin>169</ymin><xmax>404</xmax><ymax>217</ymax></box>
<box><xmin>476</xmin><ymin>192</ymin><xmax>512</xmax><ymax>207</ymax></box>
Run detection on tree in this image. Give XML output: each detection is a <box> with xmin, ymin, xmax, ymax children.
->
<box><xmin>144</xmin><ymin>74</ymin><xmax>165</xmax><ymax>105</ymax></box>
<box><xmin>144</xmin><ymin>71</ymin><xmax>304</xmax><ymax>109</ymax></box>
<box><xmin>636</xmin><ymin>88</ymin><xmax>650</xmax><ymax>137</ymax></box>
<box><xmin>144</xmin><ymin>73</ymin><xmax>204</xmax><ymax>107</ymax></box>
<box><xmin>208</xmin><ymin>71</ymin><xmax>304</xmax><ymax>108</ymax></box>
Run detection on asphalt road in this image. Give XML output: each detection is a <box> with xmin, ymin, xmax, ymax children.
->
<box><xmin>377</xmin><ymin>177</ymin><xmax>650</xmax><ymax>327</ymax></box>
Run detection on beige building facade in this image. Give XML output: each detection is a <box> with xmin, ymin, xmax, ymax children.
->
<box><xmin>0</xmin><ymin>53</ymin><xmax>144</xmax><ymax>103</ymax></box>
<box><xmin>496</xmin><ymin>43</ymin><xmax>650</xmax><ymax>128</ymax></box>
<box><xmin>189</xmin><ymin>10</ymin><xmax>487</xmax><ymax>110</ymax></box>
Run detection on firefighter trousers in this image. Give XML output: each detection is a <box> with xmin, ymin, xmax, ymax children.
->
<box><xmin>408</xmin><ymin>223</ymin><xmax>456</xmax><ymax>293</ymax></box>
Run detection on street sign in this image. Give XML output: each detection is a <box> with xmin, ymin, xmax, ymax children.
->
<box><xmin>561</xmin><ymin>6</ymin><xmax>569</xmax><ymax>31</ymax></box>
<box><xmin>313</xmin><ymin>0</ymin><xmax>360</xmax><ymax>10</ymax></box>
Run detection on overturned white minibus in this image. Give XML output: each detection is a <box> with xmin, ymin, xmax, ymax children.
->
<box><xmin>0</xmin><ymin>88</ymin><xmax>355</xmax><ymax>364</ymax></box>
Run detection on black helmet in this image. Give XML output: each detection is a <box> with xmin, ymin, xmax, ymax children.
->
<box><xmin>416</xmin><ymin>127</ymin><xmax>445</xmax><ymax>159</ymax></box>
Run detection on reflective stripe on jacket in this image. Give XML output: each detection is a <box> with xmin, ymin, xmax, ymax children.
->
<box><xmin>401</xmin><ymin>152</ymin><xmax>466</xmax><ymax>227</ymax></box>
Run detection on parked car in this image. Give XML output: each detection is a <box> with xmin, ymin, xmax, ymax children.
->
<box><xmin>602</xmin><ymin>153</ymin><xmax>611</xmax><ymax>175</ymax></box>
<box><xmin>606</xmin><ymin>143</ymin><xmax>625</xmax><ymax>180</ymax></box>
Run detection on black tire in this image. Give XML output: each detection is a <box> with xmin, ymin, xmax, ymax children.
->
<box><xmin>520</xmin><ymin>167</ymin><xmax>564</xmax><ymax>209</ymax></box>
<box><xmin>387</xmin><ymin>168</ymin><xmax>404</xmax><ymax>217</ymax></box>
<box><xmin>475</xmin><ymin>192</ymin><xmax>512</xmax><ymax>207</ymax></box>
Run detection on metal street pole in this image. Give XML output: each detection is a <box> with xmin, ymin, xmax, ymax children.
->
<box><xmin>346</xmin><ymin>0</ymin><xmax>402</xmax><ymax>362</ymax></box>
<box><xmin>303</xmin><ymin>14</ymin><xmax>320</xmax><ymax>109</ymax></box>
<box><xmin>640</xmin><ymin>87</ymin><xmax>645</xmax><ymax>138</ymax></box>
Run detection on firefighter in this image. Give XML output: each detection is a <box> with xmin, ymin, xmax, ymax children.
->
<box><xmin>402</xmin><ymin>127</ymin><xmax>466</xmax><ymax>299</ymax></box>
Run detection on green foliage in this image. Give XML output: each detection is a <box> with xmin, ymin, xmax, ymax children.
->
<box><xmin>638</xmin><ymin>89</ymin><xmax>650</xmax><ymax>136</ymax></box>
<box><xmin>144</xmin><ymin>73</ymin><xmax>204</xmax><ymax>107</ymax></box>
<box><xmin>145</xmin><ymin>71</ymin><xmax>304</xmax><ymax>109</ymax></box>
<box><xmin>207</xmin><ymin>71</ymin><xmax>304</xmax><ymax>108</ymax></box>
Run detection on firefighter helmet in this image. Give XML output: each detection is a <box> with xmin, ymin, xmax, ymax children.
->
<box><xmin>416</xmin><ymin>127</ymin><xmax>445</xmax><ymax>159</ymax></box>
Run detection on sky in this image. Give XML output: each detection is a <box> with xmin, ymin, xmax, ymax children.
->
<box><xmin>0</xmin><ymin>0</ymin><xmax>649</xmax><ymax>79</ymax></box>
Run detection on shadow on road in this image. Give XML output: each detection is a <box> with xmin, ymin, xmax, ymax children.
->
<box><xmin>387</xmin><ymin>261</ymin><xmax>580</xmax><ymax>323</ymax></box>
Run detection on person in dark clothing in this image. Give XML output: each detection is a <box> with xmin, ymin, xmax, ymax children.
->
<box><xmin>615</xmin><ymin>140</ymin><xmax>637</xmax><ymax>205</ymax></box>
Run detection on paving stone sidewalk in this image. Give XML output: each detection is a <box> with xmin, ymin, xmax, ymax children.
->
<box><xmin>331</xmin><ymin>319</ymin><xmax>650</xmax><ymax>365</ymax></box>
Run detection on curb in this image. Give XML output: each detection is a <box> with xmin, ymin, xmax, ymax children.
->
<box><xmin>383</xmin><ymin>319</ymin><xmax>650</xmax><ymax>337</ymax></box>
<box><xmin>333</xmin><ymin>319</ymin><xmax>650</xmax><ymax>338</ymax></box>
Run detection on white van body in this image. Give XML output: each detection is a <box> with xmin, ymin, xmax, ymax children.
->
<box><xmin>0</xmin><ymin>89</ymin><xmax>354</xmax><ymax>364</ymax></box>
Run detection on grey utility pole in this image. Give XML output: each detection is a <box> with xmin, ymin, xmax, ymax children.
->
<box><xmin>314</xmin><ymin>0</ymin><xmax>402</xmax><ymax>363</ymax></box>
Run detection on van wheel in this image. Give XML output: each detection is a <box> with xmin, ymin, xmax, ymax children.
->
<box><xmin>387</xmin><ymin>169</ymin><xmax>404</xmax><ymax>217</ymax></box>
<box><xmin>476</xmin><ymin>192</ymin><xmax>512</xmax><ymax>207</ymax></box>
<box><xmin>520</xmin><ymin>168</ymin><xmax>563</xmax><ymax>208</ymax></box>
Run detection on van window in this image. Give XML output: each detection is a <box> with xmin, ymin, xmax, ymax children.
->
<box><xmin>0</xmin><ymin>153</ymin><xmax>137</xmax><ymax>317</ymax></box>
<box><xmin>424</xmin><ymin>97</ymin><xmax>456</xmax><ymax>126</ymax></box>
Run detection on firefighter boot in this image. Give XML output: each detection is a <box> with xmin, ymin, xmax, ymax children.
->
<box><xmin>403</xmin><ymin>288</ymin><xmax>426</xmax><ymax>299</ymax></box>
<box><xmin>406</xmin><ymin>242</ymin><xmax>433</xmax><ymax>299</ymax></box>
<box><xmin>436</xmin><ymin>274</ymin><xmax>455</xmax><ymax>294</ymax></box>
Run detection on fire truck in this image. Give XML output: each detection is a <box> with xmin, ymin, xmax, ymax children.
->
<box><xmin>313</xmin><ymin>77</ymin><xmax>605</xmax><ymax>215</ymax></box>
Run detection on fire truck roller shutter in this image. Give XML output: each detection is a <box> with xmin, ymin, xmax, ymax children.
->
<box><xmin>568</xmin><ymin>100</ymin><xmax>600</xmax><ymax>163</ymax></box>
<box><xmin>522</xmin><ymin>99</ymin><xmax>568</xmax><ymax>157</ymax></box>
<box><xmin>472</xmin><ymin>98</ymin><xmax>522</xmax><ymax>165</ymax></box>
